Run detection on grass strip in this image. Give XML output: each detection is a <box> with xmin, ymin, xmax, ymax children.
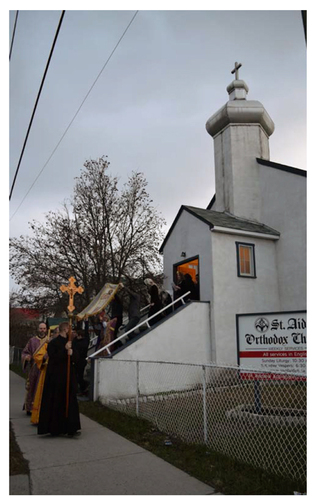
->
<box><xmin>9</xmin><ymin>366</ymin><xmax>29</xmax><ymax>477</ymax></box>
<box><xmin>79</xmin><ymin>399</ymin><xmax>306</xmax><ymax>495</ymax></box>
<box><xmin>10</xmin><ymin>363</ymin><xmax>26</xmax><ymax>379</ymax></box>
<box><xmin>10</xmin><ymin>422</ymin><xmax>30</xmax><ymax>476</ymax></box>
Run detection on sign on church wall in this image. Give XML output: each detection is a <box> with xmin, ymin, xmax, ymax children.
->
<box><xmin>236</xmin><ymin>311</ymin><xmax>306</xmax><ymax>380</ymax></box>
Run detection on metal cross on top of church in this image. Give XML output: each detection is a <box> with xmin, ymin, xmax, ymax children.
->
<box><xmin>60</xmin><ymin>276</ymin><xmax>84</xmax><ymax>313</ymax></box>
<box><xmin>231</xmin><ymin>61</ymin><xmax>242</xmax><ymax>80</ymax></box>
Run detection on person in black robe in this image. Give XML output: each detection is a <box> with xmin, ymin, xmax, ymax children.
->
<box><xmin>109</xmin><ymin>294</ymin><xmax>124</xmax><ymax>351</ymax></box>
<box><xmin>172</xmin><ymin>271</ymin><xmax>185</xmax><ymax>310</ymax></box>
<box><xmin>194</xmin><ymin>274</ymin><xmax>200</xmax><ymax>300</ymax></box>
<box><xmin>181</xmin><ymin>273</ymin><xmax>197</xmax><ymax>301</ymax></box>
<box><xmin>72</xmin><ymin>329</ymin><xmax>89</xmax><ymax>395</ymax></box>
<box><xmin>110</xmin><ymin>295</ymin><xmax>123</xmax><ymax>332</ymax></box>
<box><xmin>122</xmin><ymin>285</ymin><xmax>141</xmax><ymax>340</ymax></box>
<box><xmin>148</xmin><ymin>284</ymin><xmax>163</xmax><ymax>326</ymax></box>
<box><xmin>160</xmin><ymin>290</ymin><xmax>173</xmax><ymax>316</ymax></box>
<box><xmin>38</xmin><ymin>322</ymin><xmax>81</xmax><ymax>437</ymax></box>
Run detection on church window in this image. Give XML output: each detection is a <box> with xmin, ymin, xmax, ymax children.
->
<box><xmin>236</xmin><ymin>243</ymin><xmax>256</xmax><ymax>278</ymax></box>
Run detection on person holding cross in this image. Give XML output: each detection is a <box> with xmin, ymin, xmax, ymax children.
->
<box><xmin>37</xmin><ymin>321</ymin><xmax>81</xmax><ymax>436</ymax></box>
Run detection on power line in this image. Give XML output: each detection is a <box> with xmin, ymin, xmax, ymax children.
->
<box><xmin>10</xmin><ymin>10</ymin><xmax>139</xmax><ymax>221</ymax></box>
<box><xmin>301</xmin><ymin>11</ymin><xmax>307</xmax><ymax>45</ymax></box>
<box><xmin>9</xmin><ymin>10</ymin><xmax>19</xmax><ymax>60</ymax></box>
<box><xmin>9</xmin><ymin>10</ymin><xmax>66</xmax><ymax>201</ymax></box>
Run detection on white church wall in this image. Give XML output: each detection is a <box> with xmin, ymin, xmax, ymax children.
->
<box><xmin>162</xmin><ymin>210</ymin><xmax>213</xmax><ymax>301</ymax></box>
<box><xmin>97</xmin><ymin>358</ymin><xmax>205</xmax><ymax>401</ymax></box>
<box><xmin>96</xmin><ymin>358</ymin><xmax>138</xmax><ymax>400</ymax></box>
<box><xmin>114</xmin><ymin>301</ymin><xmax>211</xmax><ymax>364</ymax></box>
<box><xmin>259</xmin><ymin>166</ymin><xmax>306</xmax><ymax>311</ymax></box>
<box><xmin>211</xmin><ymin>231</ymin><xmax>281</xmax><ymax>365</ymax></box>
<box><xmin>96</xmin><ymin>302</ymin><xmax>212</xmax><ymax>399</ymax></box>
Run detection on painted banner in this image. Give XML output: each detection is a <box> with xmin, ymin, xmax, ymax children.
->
<box><xmin>236</xmin><ymin>310</ymin><xmax>306</xmax><ymax>381</ymax></box>
<box><xmin>76</xmin><ymin>283</ymin><xmax>122</xmax><ymax>321</ymax></box>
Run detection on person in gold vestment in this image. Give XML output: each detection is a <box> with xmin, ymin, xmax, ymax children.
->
<box><xmin>30</xmin><ymin>327</ymin><xmax>59</xmax><ymax>425</ymax></box>
<box><xmin>21</xmin><ymin>322</ymin><xmax>48</xmax><ymax>414</ymax></box>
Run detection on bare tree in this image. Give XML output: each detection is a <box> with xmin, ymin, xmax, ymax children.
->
<box><xmin>10</xmin><ymin>157</ymin><xmax>165</xmax><ymax>314</ymax></box>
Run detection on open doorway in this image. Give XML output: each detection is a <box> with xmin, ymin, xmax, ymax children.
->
<box><xmin>173</xmin><ymin>256</ymin><xmax>199</xmax><ymax>300</ymax></box>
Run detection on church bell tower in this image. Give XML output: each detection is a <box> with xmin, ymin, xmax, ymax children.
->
<box><xmin>206</xmin><ymin>63</ymin><xmax>275</xmax><ymax>222</ymax></box>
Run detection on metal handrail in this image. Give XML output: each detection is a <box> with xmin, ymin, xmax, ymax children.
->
<box><xmin>88</xmin><ymin>291</ymin><xmax>191</xmax><ymax>359</ymax></box>
<box><xmin>139</xmin><ymin>304</ymin><xmax>151</xmax><ymax>313</ymax></box>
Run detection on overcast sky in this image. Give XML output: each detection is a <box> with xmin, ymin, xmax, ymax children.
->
<box><xmin>8</xmin><ymin>8</ymin><xmax>307</xmax><ymax>288</ymax></box>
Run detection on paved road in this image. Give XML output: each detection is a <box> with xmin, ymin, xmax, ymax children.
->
<box><xmin>10</xmin><ymin>370</ymin><xmax>216</xmax><ymax>495</ymax></box>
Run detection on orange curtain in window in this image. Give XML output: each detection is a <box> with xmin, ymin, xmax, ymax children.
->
<box><xmin>240</xmin><ymin>246</ymin><xmax>251</xmax><ymax>274</ymax></box>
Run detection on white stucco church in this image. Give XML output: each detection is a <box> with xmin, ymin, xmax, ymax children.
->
<box><xmin>159</xmin><ymin>62</ymin><xmax>306</xmax><ymax>366</ymax></box>
<box><xmin>99</xmin><ymin>63</ymin><xmax>306</xmax><ymax>375</ymax></box>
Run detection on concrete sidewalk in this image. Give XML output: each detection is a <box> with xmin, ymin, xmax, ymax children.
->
<box><xmin>10</xmin><ymin>371</ymin><xmax>216</xmax><ymax>495</ymax></box>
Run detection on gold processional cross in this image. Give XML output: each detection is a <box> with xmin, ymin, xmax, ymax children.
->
<box><xmin>60</xmin><ymin>276</ymin><xmax>84</xmax><ymax>314</ymax></box>
<box><xmin>231</xmin><ymin>61</ymin><xmax>242</xmax><ymax>80</ymax></box>
<box><xmin>60</xmin><ymin>276</ymin><xmax>84</xmax><ymax>418</ymax></box>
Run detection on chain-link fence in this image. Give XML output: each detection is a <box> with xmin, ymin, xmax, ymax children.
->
<box><xmin>96</xmin><ymin>358</ymin><xmax>306</xmax><ymax>482</ymax></box>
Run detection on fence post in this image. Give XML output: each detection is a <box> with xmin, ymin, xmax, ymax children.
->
<box><xmin>254</xmin><ymin>380</ymin><xmax>262</xmax><ymax>414</ymax></box>
<box><xmin>89</xmin><ymin>358</ymin><xmax>95</xmax><ymax>401</ymax></box>
<box><xmin>9</xmin><ymin>346</ymin><xmax>13</xmax><ymax>364</ymax></box>
<box><xmin>136</xmin><ymin>361</ymin><xmax>139</xmax><ymax>417</ymax></box>
<box><xmin>202</xmin><ymin>365</ymin><xmax>208</xmax><ymax>444</ymax></box>
<box><xmin>92</xmin><ymin>358</ymin><xmax>99</xmax><ymax>402</ymax></box>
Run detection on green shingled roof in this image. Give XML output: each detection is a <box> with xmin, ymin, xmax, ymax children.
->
<box><xmin>159</xmin><ymin>205</ymin><xmax>280</xmax><ymax>252</ymax></box>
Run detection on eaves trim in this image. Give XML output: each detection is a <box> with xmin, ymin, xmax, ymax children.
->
<box><xmin>210</xmin><ymin>226</ymin><xmax>280</xmax><ymax>240</ymax></box>
<box><xmin>257</xmin><ymin>158</ymin><xmax>307</xmax><ymax>177</ymax></box>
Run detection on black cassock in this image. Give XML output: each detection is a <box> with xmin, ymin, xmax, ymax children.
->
<box><xmin>38</xmin><ymin>335</ymin><xmax>81</xmax><ymax>436</ymax></box>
